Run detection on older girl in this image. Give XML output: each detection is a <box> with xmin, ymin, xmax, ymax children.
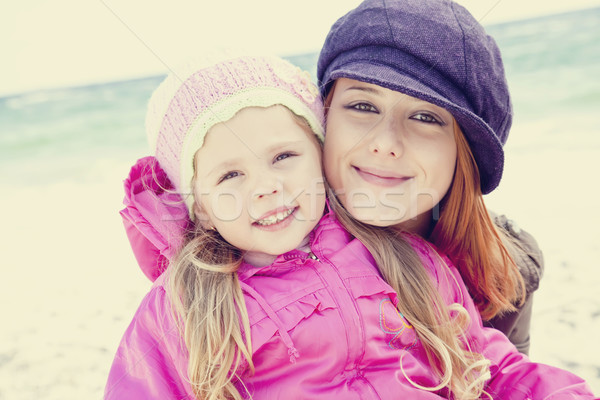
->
<box><xmin>318</xmin><ymin>0</ymin><xmax>543</xmax><ymax>355</ymax></box>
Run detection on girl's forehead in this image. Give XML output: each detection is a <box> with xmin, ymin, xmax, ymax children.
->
<box><xmin>195</xmin><ymin>106</ymin><xmax>320</xmax><ymax>170</ymax></box>
<box><xmin>202</xmin><ymin>109</ymin><xmax>310</xmax><ymax>147</ymax></box>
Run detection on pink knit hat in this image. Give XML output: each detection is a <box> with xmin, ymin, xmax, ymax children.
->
<box><xmin>145</xmin><ymin>55</ymin><xmax>325</xmax><ymax>214</ymax></box>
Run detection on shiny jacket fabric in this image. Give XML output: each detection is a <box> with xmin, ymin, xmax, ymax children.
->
<box><xmin>120</xmin><ymin>157</ymin><xmax>543</xmax><ymax>355</ymax></box>
<box><xmin>105</xmin><ymin>158</ymin><xmax>594</xmax><ymax>399</ymax></box>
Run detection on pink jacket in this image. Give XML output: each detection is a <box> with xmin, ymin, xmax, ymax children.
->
<box><xmin>105</xmin><ymin>157</ymin><xmax>596</xmax><ymax>399</ymax></box>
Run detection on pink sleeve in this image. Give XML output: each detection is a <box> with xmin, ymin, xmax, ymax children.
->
<box><xmin>120</xmin><ymin>157</ymin><xmax>191</xmax><ymax>281</ymax></box>
<box><xmin>104</xmin><ymin>282</ymin><xmax>195</xmax><ymax>399</ymax></box>
<box><xmin>440</xmin><ymin>259</ymin><xmax>596</xmax><ymax>399</ymax></box>
<box><xmin>402</xmin><ymin>234</ymin><xmax>595</xmax><ymax>398</ymax></box>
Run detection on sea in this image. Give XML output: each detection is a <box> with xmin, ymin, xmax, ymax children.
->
<box><xmin>0</xmin><ymin>7</ymin><xmax>599</xmax><ymax>399</ymax></box>
<box><xmin>1</xmin><ymin>8</ymin><xmax>599</xmax><ymax>186</ymax></box>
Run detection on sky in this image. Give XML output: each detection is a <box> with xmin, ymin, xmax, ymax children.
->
<box><xmin>1</xmin><ymin>0</ymin><xmax>599</xmax><ymax>97</ymax></box>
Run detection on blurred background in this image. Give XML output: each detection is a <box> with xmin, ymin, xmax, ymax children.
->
<box><xmin>1</xmin><ymin>0</ymin><xmax>599</xmax><ymax>398</ymax></box>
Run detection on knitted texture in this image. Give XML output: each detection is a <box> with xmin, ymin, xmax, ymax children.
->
<box><xmin>318</xmin><ymin>0</ymin><xmax>512</xmax><ymax>194</ymax></box>
<box><xmin>145</xmin><ymin>55</ymin><xmax>324</xmax><ymax>213</ymax></box>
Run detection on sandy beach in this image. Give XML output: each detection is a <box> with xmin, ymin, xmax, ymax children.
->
<box><xmin>0</xmin><ymin>131</ymin><xmax>599</xmax><ymax>399</ymax></box>
<box><xmin>1</xmin><ymin>7</ymin><xmax>599</xmax><ymax>396</ymax></box>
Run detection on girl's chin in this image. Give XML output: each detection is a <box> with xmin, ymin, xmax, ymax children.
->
<box><xmin>345</xmin><ymin>198</ymin><xmax>433</xmax><ymax>230</ymax></box>
<box><xmin>346</xmin><ymin>208</ymin><xmax>406</xmax><ymax>227</ymax></box>
<box><xmin>347</xmin><ymin>205</ymin><xmax>434</xmax><ymax>236</ymax></box>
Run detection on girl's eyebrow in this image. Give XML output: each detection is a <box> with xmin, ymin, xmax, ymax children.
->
<box><xmin>204</xmin><ymin>158</ymin><xmax>242</xmax><ymax>177</ymax></box>
<box><xmin>264</xmin><ymin>140</ymin><xmax>305</xmax><ymax>153</ymax></box>
<box><xmin>344</xmin><ymin>85</ymin><xmax>381</xmax><ymax>94</ymax></box>
<box><xmin>203</xmin><ymin>140</ymin><xmax>306</xmax><ymax>177</ymax></box>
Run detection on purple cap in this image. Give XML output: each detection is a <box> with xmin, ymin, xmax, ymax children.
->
<box><xmin>318</xmin><ymin>0</ymin><xmax>512</xmax><ymax>194</ymax></box>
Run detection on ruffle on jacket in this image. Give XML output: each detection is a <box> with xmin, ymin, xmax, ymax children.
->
<box><xmin>242</xmin><ymin>284</ymin><xmax>336</xmax><ymax>362</ymax></box>
<box><xmin>235</xmin><ymin>225</ymin><xmax>405</xmax><ymax>372</ymax></box>
<box><xmin>120</xmin><ymin>156</ymin><xmax>192</xmax><ymax>281</ymax></box>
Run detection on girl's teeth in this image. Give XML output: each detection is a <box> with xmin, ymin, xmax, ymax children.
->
<box><xmin>256</xmin><ymin>209</ymin><xmax>294</xmax><ymax>226</ymax></box>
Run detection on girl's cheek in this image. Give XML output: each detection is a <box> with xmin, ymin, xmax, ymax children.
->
<box><xmin>206</xmin><ymin>190</ymin><xmax>245</xmax><ymax>223</ymax></box>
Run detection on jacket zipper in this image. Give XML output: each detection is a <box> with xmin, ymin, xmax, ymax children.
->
<box><xmin>309</xmin><ymin>249</ymin><xmax>366</xmax><ymax>376</ymax></box>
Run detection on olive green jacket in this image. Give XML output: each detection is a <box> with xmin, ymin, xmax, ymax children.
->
<box><xmin>484</xmin><ymin>214</ymin><xmax>545</xmax><ymax>355</ymax></box>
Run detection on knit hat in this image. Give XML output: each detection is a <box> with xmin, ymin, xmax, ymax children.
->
<box><xmin>317</xmin><ymin>0</ymin><xmax>512</xmax><ymax>194</ymax></box>
<box><xmin>146</xmin><ymin>55</ymin><xmax>325</xmax><ymax>215</ymax></box>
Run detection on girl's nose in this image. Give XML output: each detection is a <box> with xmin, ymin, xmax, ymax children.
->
<box><xmin>256</xmin><ymin>188</ymin><xmax>278</xmax><ymax>199</ymax></box>
<box><xmin>367</xmin><ymin>120</ymin><xmax>403</xmax><ymax>159</ymax></box>
<box><xmin>253</xmin><ymin>176</ymin><xmax>282</xmax><ymax>199</ymax></box>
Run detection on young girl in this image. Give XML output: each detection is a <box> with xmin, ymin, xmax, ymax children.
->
<box><xmin>318</xmin><ymin>0</ymin><xmax>543</xmax><ymax>355</ymax></box>
<box><xmin>105</xmin><ymin>55</ymin><xmax>595</xmax><ymax>399</ymax></box>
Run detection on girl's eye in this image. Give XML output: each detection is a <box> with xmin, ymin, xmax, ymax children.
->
<box><xmin>411</xmin><ymin>112</ymin><xmax>442</xmax><ymax>124</ymax></box>
<box><xmin>218</xmin><ymin>171</ymin><xmax>240</xmax><ymax>183</ymax></box>
<box><xmin>274</xmin><ymin>152</ymin><xmax>297</xmax><ymax>162</ymax></box>
<box><xmin>346</xmin><ymin>102</ymin><xmax>378</xmax><ymax>113</ymax></box>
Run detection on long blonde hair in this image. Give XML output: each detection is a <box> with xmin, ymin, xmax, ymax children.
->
<box><xmin>167</xmin><ymin>224</ymin><xmax>252</xmax><ymax>400</ymax></box>
<box><xmin>323</xmin><ymin>87</ymin><xmax>493</xmax><ymax>398</ymax></box>
<box><xmin>166</xmin><ymin>107</ymin><xmax>321</xmax><ymax>400</ymax></box>
<box><xmin>330</xmin><ymin>195</ymin><xmax>490</xmax><ymax>399</ymax></box>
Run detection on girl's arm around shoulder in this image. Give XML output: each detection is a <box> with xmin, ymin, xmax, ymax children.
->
<box><xmin>437</xmin><ymin>258</ymin><xmax>596</xmax><ymax>399</ymax></box>
<box><xmin>104</xmin><ymin>276</ymin><xmax>195</xmax><ymax>400</ymax></box>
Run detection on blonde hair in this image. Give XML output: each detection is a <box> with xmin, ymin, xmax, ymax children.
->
<box><xmin>330</xmin><ymin>195</ymin><xmax>491</xmax><ymax>399</ymax></box>
<box><xmin>323</xmin><ymin>87</ymin><xmax>494</xmax><ymax>398</ymax></box>
<box><xmin>167</xmin><ymin>225</ymin><xmax>251</xmax><ymax>400</ymax></box>
<box><xmin>166</xmin><ymin>105</ymin><xmax>321</xmax><ymax>400</ymax></box>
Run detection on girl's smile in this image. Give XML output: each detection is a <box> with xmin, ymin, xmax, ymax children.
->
<box><xmin>193</xmin><ymin>105</ymin><xmax>326</xmax><ymax>266</ymax></box>
<box><xmin>324</xmin><ymin>78</ymin><xmax>457</xmax><ymax>232</ymax></box>
<box><xmin>253</xmin><ymin>206</ymin><xmax>298</xmax><ymax>229</ymax></box>
<box><xmin>352</xmin><ymin>165</ymin><xmax>413</xmax><ymax>188</ymax></box>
